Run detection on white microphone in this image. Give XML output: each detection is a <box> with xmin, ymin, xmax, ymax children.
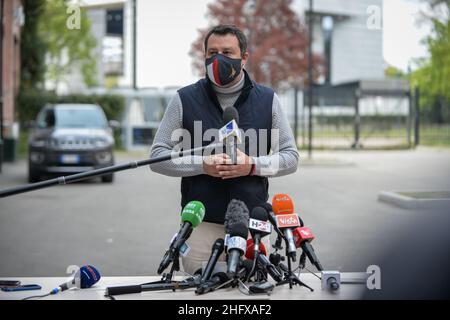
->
<box><xmin>219</xmin><ymin>107</ymin><xmax>241</xmax><ymax>164</ymax></box>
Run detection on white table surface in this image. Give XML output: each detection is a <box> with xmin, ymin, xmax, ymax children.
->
<box><xmin>0</xmin><ymin>273</ymin><xmax>367</xmax><ymax>300</ymax></box>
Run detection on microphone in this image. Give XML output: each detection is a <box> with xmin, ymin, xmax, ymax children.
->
<box><xmin>321</xmin><ymin>271</ymin><xmax>340</xmax><ymax>291</ymax></box>
<box><xmin>246</xmin><ymin>240</ymin><xmax>283</xmax><ymax>283</ymax></box>
<box><xmin>223</xmin><ymin>199</ymin><xmax>249</xmax><ymax>278</ymax></box>
<box><xmin>158</xmin><ymin>201</ymin><xmax>205</xmax><ymax>274</ymax></box>
<box><xmin>201</xmin><ymin>238</ymin><xmax>225</xmax><ymax>283</ymax></box>
<box><xmin>259</xmin><ymin>203</ymin><xmax>286</xmax><ymax>250</ymax></box>
<box><xmin>272</xmin><ymin>194</ymin><xmax>299</xmax><ymax>261</ymax></box>
<box><xmin>226</xmin><ymin>222</ymin><xmax>249</xmax><ymax>278</ymax></box>
<box><xmin>224</xmin><ymin>199</ymin><xmax>250</xmax><ymax>233</ymax></box>
<box><xmin>293</xmin><ymin>226</ymin><xmax>324</xmax><ymax>271</ymax></box>
<box><xmin>106</xmin><ymin>275</ymin><xmax>201</xmax><ymax>296</ymax></box>
<box><xmin>248</xmin><ymin>206</ymin><xmax>272</xmax><ymax>260</ymax></box>
<box><xmin>51</xmin><ymin>265</ymin><xmax>100</xmax><ymax>294</ymax></box>
<box><xmin>195</xmin><ymin>272</ymin><xmax>229</xmax><ymax>295</ymax></box>
<box><xmin>272</xmin><ymin>194</ymin><xmax>294</xmax><ymax>215</ymax></box>
<box><xmin>219</xmin><ymin>107</ymin><xmax>241</xmax><ymax>164</ymax></box>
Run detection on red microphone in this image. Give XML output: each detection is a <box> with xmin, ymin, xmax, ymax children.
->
<box><xmin>293</xmin><ymin>226</ymin><xmax>315</xmax><ymax>248</ymax></box>
<box><xmin>293</xmin><ymin>225</ymin><xmax>323</xmax><ymax>271</ymax></box>
<box><xmin>245</xmin><ymin>239</ymin><xmax>283</xmax><ymax>282</ymax></box>
<box><xmin>245</xmin><ymin>239</ymin><xmax>267</xmax><ymax>260</ymax></box>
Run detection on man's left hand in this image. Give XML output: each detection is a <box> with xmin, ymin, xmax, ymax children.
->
<box><xmin>216</xmin><ymin>149</ymin><xmax>254</xmax><ymax>179</ymax></box>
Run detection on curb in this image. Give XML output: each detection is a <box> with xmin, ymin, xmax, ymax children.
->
<box><xmin>378</xmin><ymin>191</ymin><xmax>450</xmax><ymax>209</ymax></box>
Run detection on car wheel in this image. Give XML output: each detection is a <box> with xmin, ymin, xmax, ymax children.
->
<box><xmin>101</xmin><ymin>173</ymin><xmax>114</xmax><ymax>183</ymax></box>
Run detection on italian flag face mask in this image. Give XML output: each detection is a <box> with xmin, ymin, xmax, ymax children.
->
<box><xmin>205</xmin><ymin>54</ymin><xmax>242</xmax><ymax>87</ymax></box>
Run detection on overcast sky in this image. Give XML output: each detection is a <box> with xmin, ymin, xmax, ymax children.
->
<box><xmin>134</xmin><ymin>0</ymin><xmax>431</xmax><ymax>88</ymax></box>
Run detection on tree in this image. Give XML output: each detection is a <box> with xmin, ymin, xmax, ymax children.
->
<box><xmin>411</xmin><ymin>0</ymin><xmax>450</xmax><ymax>123</ymax></box>
<box><xmin>20</xmin><ymin>0</ymin><xmax>47</xmax><ymax>91</ymax></box>
<box><xmin>39</xmin><ymin>0</ymin><xmax>98</xmax><ymax>89</ymax></box>
<box><xmin>385</xmin><ymin>65</ymin><xmax>405</xmax><ymax>78</ymax></box>
<box><xmin>190</xmin><ymin>0</ymin><xmax>324</xmax><ymax>91</ymax></box>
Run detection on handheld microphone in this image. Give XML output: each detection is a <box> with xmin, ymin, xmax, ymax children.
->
<box><xmin>224</xmin><ymin>199</ymin><xmax>249</xmax><ymax>277</ymax></box>
<box><xmin>272</xmin><ymin>194</ymin><xmax>294</xmax><ymax>215</ymax></box>
<box><xmin>201</xmin><ymin>238</ymin><xmax>225</xmax><ymax>283</ymax></box>
<box><xmin>195</xmin><ymin>272</ymin><xmax>230</xmax><ymax>295</ymax></box>
<box><xmin>220</xmin><ymin>107</ymin><xmax>241</xmax><ymax>164</ymax></box>
<box><xmin>106</xmin><ymin>275</ymin><xmax>201</xmax><ymax>296</ymax></box>
<box><xmin>260</xmin><ymin>203</ymin><xmax>286</xmax><ymax>249</ymax></box>
<box><xmin>158</xmin><ymin>201</ymin><xmax>205</xmax><ymax>274</ymax></box>
<box><xmin>246</xmin><ymin>240</ymin><xmax>283</xmax><ymax>283</ymax></box>
<box><xmin>51</xmin><ymin>265</ymin><xmax>100</xmax><ymax>294</ymax></box>
<box><xmin>248</xmin><ymin>206</ymin><xmax>272</xmax><ymax>259</ymax></box>
<box><xmin>293</xmin><ymin>226</ymin><xmax>323</xmax><ymax>271</ymax></box>
<box><xmin>272</xmin><ymin>194</ymin><xmax>299</xmax><ymax>261</ymax></box>
<box><xmin>226</xmin><ymin>222</ymin><xmax>248</xmax><ymax>278</ymax></box>
<box><xmin>224</xmin><ymin>199</ymin><xmax>250</xmax><ymax>247</ymax></box>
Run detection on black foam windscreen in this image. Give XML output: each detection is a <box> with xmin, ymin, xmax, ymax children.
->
<box><xmin>260</xmin><ymin>202</ymin><xmax>273</xmax><ymax>213</ymax></box>
<box><xmin>224</xmin><ymin>199</ymin><xmax>250</xmax><ymax>234</ymax></box>
<box><xmin>223</xmin><ymin>107</ymin><xmax>239</xmax><ymax>125</ymax></box>
<box><xmin>250</xmin><ymin>206</ymin><xmax>268</xmax><ymax>221</ymax></box>
<box><xmin>229</xmin><ymin>221</ymin><xmax>249</xmax><ymax>239</ymax></box>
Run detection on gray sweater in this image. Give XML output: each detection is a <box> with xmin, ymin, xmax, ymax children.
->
<box><xmin>149</xmin><ymin>76</ymin><xmax>299</xmax><ymax>177</ymax></box>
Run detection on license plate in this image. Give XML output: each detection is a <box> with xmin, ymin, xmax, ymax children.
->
<box><xmin>60</xmin><ymin>154</ymin><xmax>80</xmax><ymax>164</ymax></box>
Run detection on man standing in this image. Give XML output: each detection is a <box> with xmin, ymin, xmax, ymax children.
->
<box><xmin>150</xmin><ymin>25</ymin><xmax>299</xmax><ymax>275</ymax></box>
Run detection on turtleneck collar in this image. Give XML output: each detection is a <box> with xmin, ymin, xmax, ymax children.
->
<box><xmin>211</xmin><ymin>71</ymin><xmax>245</xmax><ymax>95</ymax></box>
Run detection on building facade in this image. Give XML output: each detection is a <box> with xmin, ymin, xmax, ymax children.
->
<box><xmin>1</xmin><ymin>0</ymin><xmax>24</xmax><ymax>164</ymax></box>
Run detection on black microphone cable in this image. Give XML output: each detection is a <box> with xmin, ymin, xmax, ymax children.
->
<box><xmin>22</xmin><ymin>292</ymin><xmax>52</xmax><ymax>300</ymax></box>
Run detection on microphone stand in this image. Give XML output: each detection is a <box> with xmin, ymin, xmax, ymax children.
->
<box><xmin>0</xmin><ymin>143</ymin><xmax>223</xmax><ymax>198</ymax></box>
<box><xmin>271</xmin><ymin>252</ymin><xmax>314</xmax><ymax>292</ymax></box>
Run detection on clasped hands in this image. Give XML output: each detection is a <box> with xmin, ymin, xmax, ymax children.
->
<box><xmin>203</xmin><ymin>149</ymin><xmax>253</xmax><ymax>179</ymax></box>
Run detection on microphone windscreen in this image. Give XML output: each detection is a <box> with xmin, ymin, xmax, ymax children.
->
<box><xmin>260</xmin><ymin>203</ymin><xmax>273</xmax><ymax>213</ymax></box>
<box><xmin>224</xmin><ymin>199</ymin><xmax>249</xmax><ymax>234</ymax></box>
<box><xmin>79</xmin><ymin>265</ymin><xmax>101</xmax><ymax>289</ymax></box>
<box><xmin>181</xmin><ymin>201</ymin><xmax>206</xmax><ymax>228</ymax></box>
<box><xmin>250</xmin><ymin>206</ymin><xmax>268</xmax><ymax>221</ymax></box>
<box><xmin>272</xmin><ymin>194</ymin><xmax>294</xmax><ymax>215</ymax></box>
<box><xmin>293</xmin><ymin>227</ymin><xmax>315</xmax><ymax>247</ymax></box>
<box><xmin>229</xmin><ymin>222</ymin><xmax>248</xmax><ymax>239</ymax></box>
<box><xmin>223</xmin><ymin>107</ymin><xmax>239</xmax><ymax>125</ymax></box>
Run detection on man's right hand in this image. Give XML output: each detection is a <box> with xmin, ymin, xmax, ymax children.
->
<box><xmin>203</xmin><ymin>153</ymin><xmax>231</xmax><ymax>178</ymax></box>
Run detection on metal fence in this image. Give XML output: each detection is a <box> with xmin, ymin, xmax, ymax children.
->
<box><xmin>280</xmin><ymin>79</ymin><xmax>415</xmax><ymax>150</ymax></box>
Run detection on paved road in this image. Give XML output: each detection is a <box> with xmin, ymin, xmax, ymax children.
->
<box><xmin>1</xmin><ymin>147</ymin><xmax>449</xmax><ymax>277</ymax></box>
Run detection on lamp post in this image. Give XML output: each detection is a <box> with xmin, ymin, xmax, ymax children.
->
<box><xmin>307</xmin><ymin>0</ymin><xmax>314</xmax><ymax>158</ymax></box>
<box><xmin>243</xmin><ymin>0</ymin><xmax>255</xmax><ymax>76</ymax></box>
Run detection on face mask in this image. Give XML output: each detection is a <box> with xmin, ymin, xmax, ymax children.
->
<box><xmin>205</xmin><ymin>54</ymin><xmax>242</xmax><ymax>87</ymax></box>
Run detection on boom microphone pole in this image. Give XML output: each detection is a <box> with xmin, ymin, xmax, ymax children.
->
<box><xmin>0</xmin><ymin>143</ymin><xmax>223</xmax><ymax>198</ymax></box>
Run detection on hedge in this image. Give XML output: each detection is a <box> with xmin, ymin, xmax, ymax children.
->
<box><xmin>17</xmin><ymin>91</ymin><xmax>125</xmax><ymax>125</ymax></box>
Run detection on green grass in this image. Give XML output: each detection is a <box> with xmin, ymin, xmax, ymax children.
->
<box><xmin>397</xmin><ymin>191</ymin><xmax>450</xmax><ymax>199</ymax></box>
<box><xmin>296</xmin><ymin>124</ymin><xmax>450</xmax><ymax>148</ymax></box>
<box><xmin>18</xmin><ymin>129</ymin><xmax>30</xmax><ymax>160</ymax></box>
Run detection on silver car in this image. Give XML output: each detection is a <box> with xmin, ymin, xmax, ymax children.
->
<box><xmin>28</xmin><ymin>104</ymin><xmax>116</xmax><ymax>183</ymax></box>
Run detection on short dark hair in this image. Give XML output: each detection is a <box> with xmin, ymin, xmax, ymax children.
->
<box><xmin>204</xmin><ymin>25</ymin><xmax>247</xmax><ymax>57</ymax></box>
